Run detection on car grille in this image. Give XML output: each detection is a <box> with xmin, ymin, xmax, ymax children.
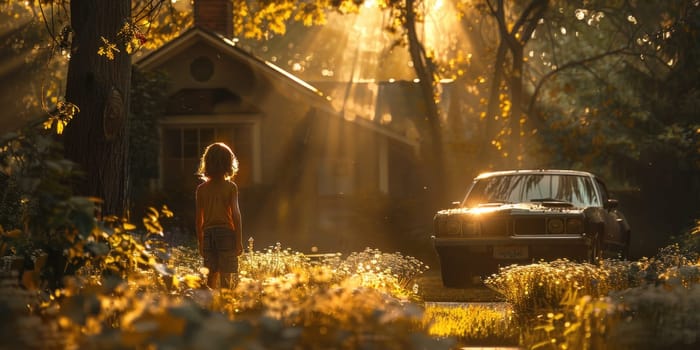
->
<box><xmin>514</xmin><ymin>217</ymin><xmax>545</xmax><ymax>234</ymax></box>
<box><xmin>512</xmin><ymin>216</ymin><xmax>584</xmax><ymax>234</ymax></box>
<box><xmin>438</xmin><ymin>215</ymin><xmax>583</xmax><ymax>237</ymax></box>
<box><xmin>481</xmin><ymin>219</ymin><xmax>509</xmax><ymax>236</ymax></box>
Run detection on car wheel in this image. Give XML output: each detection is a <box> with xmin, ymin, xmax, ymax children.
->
<box><xmin>588</xmin><ymin>233</ymin><xmax>602</xmax><ymax>263</ymax></box>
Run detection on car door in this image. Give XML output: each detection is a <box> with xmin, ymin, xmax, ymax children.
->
<box><xmin>595</xmin><ymin>178</ymin><xmax>626</xmax><ymax>249</ymax></box>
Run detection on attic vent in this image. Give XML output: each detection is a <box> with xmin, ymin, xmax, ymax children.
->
<box><xmin>190</xmin><ymin>56</ymin><xmax>214</xmax><ymax>82</ymax></box>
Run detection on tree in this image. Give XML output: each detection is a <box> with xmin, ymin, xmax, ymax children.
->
<box><xmin>0</xmin><ymin>1</ymin><xmax>190</xmax><ymax>216</ymax></box>
<box><xmin>481</xmin><ymin>0</ymin><xmax>548</xmax><ymax>165</ymax></box>
<box><xmin>7</xmin><ymin>0</ymin><xmax>695</xmax><ymax>224</ymax></box>
<box><xmin>232</xmin><ymin>0</ymin><xmax>451</xmax><ymax>206</ymax></box>
<box><xmin>61</xmin><ymin>0</ymin><xmax>133</xmax><ymax>217</ymax></box>
<box><xmin>467</xmin><ymin>0</ymin><xmax>699</xmax><ymax>248</ymax></box>
<box><xmin>0</xmin><ymin>0</ymin><xmax>452</xmax><ymax>212</ymax></box>
<box><xmin>404</xmin><ymin>0</ymin><xmax>449</xmax><ymax>207</ymax></box>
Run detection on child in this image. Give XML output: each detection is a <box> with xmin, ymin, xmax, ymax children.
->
<box><xmin>195</xmin><ymin>142</ymin><xmax>244</xmax><ymax>289</ymax></box>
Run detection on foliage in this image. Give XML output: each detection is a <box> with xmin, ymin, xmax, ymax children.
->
<box><xmin>485</xmin><ymin>259</ymin><xmax>633</xmax><ymax>317</ymax></box>
<box><xmin>0</xmin><ymin>126</ymin><xmax>96</xmax><ymax>288</ymax></box>
<box><xmin>0</xmin><ymin>124</ymin><xmax>184</xmax><ymax>289</ymax></box>
<box><xmin>239</xmin><ymin>241</ymin><xmax>313</xmax><ymax>280</ymax></box>
<box><xmin>2</xmin><ymin>162</ymin><xmax>699</xmax><ymax>350</ymax></box>
<box><xmin>423</xmin><ymin>303</ymin><xmax>518</xmax><ymax>345</ymax></box>
<box><xmin>679</xmin><ymin>219</ymin><xmax>700</xmax><ymax>254</ymax></box>
<box><xmin>522</xmin><ymin>267</ymin><xmax>699</xmax><ymax>349</ymax></box>
<box><xmin>240</xmin><ymin>244</ymin><xmax>428</xmax><ymax>301</ymax></box>
<box><xmin>1</xmin><ymin>161</ymin><xmax>441</xmax><ymax>349</ymax></box>
<box><xmin>325</xmin><ymin>247</ymin><xmax>430</xmax><ymax>298</ymax></box>
<box><xmin>485</xmin><ymin>241</ymin><xmax>699</xmax><ymax>349</ymax></box>
<box><xmin>1</xmin><ymin>229</ymin><xmax>447</xmax><ymax>349</ymax></box>
<box><xmin>604</xmin><ymin>281</ymin><xmax>700</xmax><ymax>349</ymax></box>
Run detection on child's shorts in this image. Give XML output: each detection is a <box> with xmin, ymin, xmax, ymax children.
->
<box><xmin>202</xmin><ymin>227</ymin><xmax>238</xmax><ymax>273</ymax></box>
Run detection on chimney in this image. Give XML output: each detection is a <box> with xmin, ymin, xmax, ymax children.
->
<box><xmin>194</xmin><ymin>0</ymin><xmax>233</xmax><ymax>38</ymax></box>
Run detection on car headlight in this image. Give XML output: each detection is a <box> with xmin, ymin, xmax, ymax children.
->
<box><xmin>444</xmin><ymin>219</ymin><xmax>461</xmax><ymax>235</ymax></box>
<box><xmin>566</xmin><ymin>218</ymin><xmax>584</xmax><ymax>234</ymax></box>
<box><xmin>547</xmin><ymin>218</ymin><xmax>564</xmax><ymax>234</ymax></box>
<box><xmin>462</xmin><ymin>220</ymin><xmax>480</xmax><ymax>235</ymax></box>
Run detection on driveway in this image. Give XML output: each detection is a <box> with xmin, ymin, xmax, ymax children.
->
<box><xmin>416</xmin><ymin>269</ymin><xmax>505</xmax><ymax>302</ymax></box>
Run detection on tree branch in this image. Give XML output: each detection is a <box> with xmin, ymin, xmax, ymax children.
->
<box><xmin>527</xmin><ymin>46</ymin><xmax>630</xmax><ymax>114</ymax></box>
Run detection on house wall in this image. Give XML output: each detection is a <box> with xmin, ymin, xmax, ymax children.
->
<box><xmin>157</xmin><ymin>42</ymin><xmax>256</xmax><ymax>98</ymax></box>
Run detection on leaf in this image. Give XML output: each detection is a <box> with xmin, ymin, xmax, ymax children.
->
<box><xmin>152</xmin><ymin>262</ymin><xmax>173</xmax><ymax>277</ymax></box>
<box><xmin>161</xmin><ymin>205</ymin><xmax>174</xmax><ymax>218</ymax></box>
<box><xmin>2</xmin><ymin>228</ymin><xmax>23</xmax><ymax>238</ymax></box>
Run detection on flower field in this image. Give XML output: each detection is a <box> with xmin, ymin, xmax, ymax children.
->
<box><xmin>1</xmin><ymin>212</ymin><xmax>698</xmax><ymax>349</ymax></box>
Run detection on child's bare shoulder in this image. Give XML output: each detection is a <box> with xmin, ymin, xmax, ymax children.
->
<box><xmin>196</xmin><ymin>181</ymin><xmax>213</xmax><ymax>194</ymax></box>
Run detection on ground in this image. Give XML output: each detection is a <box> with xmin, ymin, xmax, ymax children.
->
<box><xmin>417</xmin><ymin>269</ymin><xmax>504</xmax><ymax>302</ymax></box>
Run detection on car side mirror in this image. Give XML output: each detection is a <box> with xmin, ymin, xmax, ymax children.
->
<box><xmin>604</xmin><ymin>199</ymin><xmax>618</xmax><ymax>210</ymax></box>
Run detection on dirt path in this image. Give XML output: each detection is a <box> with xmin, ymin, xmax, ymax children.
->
<box><xmin>416</xmin><ymin>269</ymin><xmax>505</xmax><ymax>302</ymax></box>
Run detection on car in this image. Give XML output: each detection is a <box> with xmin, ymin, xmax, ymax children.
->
<box><xmin>432</xmin><ymin>169</ymin><xmax>631</xmax><ymax>287</ymax></box>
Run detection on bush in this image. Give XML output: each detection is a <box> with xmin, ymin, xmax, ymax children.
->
<box><xmin>484</xmin><ymin>259</ymin><xmax>632</xmax><ymax>317</ymax></box>
<box><xmin>1</xmin><ymin>227</ymin><xmax>446</xmax><ymax>350</ymax></box>
<box><xmin>492</xmin><ymin>243</ymin><xmax>700</xmax><ymax>350</ymax></box>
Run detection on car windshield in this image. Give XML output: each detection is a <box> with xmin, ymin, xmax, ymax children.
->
<box><xmin>464</xmin><ymin>174</ymin><xmax>601</xmax><ymax>208</ymax></box>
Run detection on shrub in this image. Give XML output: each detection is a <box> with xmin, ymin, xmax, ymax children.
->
<box><xmin>510</xmin><ymin>244</ymin><xmax>700</xmax><ymax>350</ymax></box>
<box><xmin>1</xmin><ymin>229</ymin><xmax>446</xmax><ymax>350</ymax></box>
<box><xmin>484</xmin><ymin>259</ymin><xmax>626</xmax><ymax>317</ymax></box>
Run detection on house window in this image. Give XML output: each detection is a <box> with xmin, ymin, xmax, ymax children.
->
<box><xmin>190</xmin><ymin>56</ymin><xmax>214</xmax><ymax>82</ymax></box>
<box><xmin>161</xmin><ymin>125</ymin><xmax>253</xmax><ymax>190</ymax></box>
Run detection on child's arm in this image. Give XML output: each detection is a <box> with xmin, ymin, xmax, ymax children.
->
<box><xmin>231</xmin><ymin>183</ymin><xmax>244</xmax><ymax>256</ymax></box>
<box><xmin>195</xmin><ymin>186</ymin><xmax>205</xmax><ymax>256</ymax></box>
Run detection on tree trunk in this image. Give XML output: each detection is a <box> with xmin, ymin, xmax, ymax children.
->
<box><xmin>484</xmin><ymin>42</ymin><xmax>507</xmax><ymax>165</ymax></box>
<box><xmin>485</xmin><ymin>0</ymin><xmax>548</xmax><ymax>165</ymax></box>
<box><xmin>63</xmin><ymin>0</ymin><xmax>131</xmax><ymax>217</ymax></box>
<box><xmin>510</xmin><ymin>45</ymin><xmax>524</xmax><ymax>159</ymax></box>
<box><xmin>405</xmin><ymin>0</ymin><xmax>448</xmax><ymax>207</ymax></box>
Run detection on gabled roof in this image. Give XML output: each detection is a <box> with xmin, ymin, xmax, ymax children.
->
<box><xmin>135</xmin><ymin>26</ymin><xmax>333</xmax><ymax>111</ymax></box>
<box><xmin>135</xmin><ymin>26</ymin><xmax>418</xmax><ymax>148</ymax></box>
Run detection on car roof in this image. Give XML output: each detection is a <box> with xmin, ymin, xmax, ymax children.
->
<box><xmin>474</xmin><ymin>169</ymin><xmax>597</xmax><ymax>180</ymax></box>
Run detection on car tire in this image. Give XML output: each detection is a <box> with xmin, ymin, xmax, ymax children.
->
<box><xmin>588</xmin><ymin>232</ymin><xmax>603</xmax><ymax>263</ymax></box>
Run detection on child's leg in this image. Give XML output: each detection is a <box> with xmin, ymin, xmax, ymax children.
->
<box><xmin>207</xmin><ymin>271</ymin><xmax>220</xmax><ymax>289</ymax></box>
<box><xmin>220</xmin><ymin>272</ymin><xmax>232</xmax><ymax>289</ymax></box>
<box><xmin>220</xmin><ymin>272</ymin><xmax>238</xmax><ymax>289</ymax></box>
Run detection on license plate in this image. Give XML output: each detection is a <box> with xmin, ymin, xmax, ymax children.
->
<box><xmin>493</xmin><ymin>245</ymin><xmax>528</xmax><ymax>259</ymax></box>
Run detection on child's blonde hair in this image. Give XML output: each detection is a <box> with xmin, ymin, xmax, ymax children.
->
<box><xmin>197</xmin><ymin>142</ymin><xmax>239</xmax><ymax>181</ymax></box>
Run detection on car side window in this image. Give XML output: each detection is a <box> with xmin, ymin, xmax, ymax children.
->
<box><xmin>595</xmin><ymin>178</ymin><xmax>610</xmax><ymax>204</ymax></box>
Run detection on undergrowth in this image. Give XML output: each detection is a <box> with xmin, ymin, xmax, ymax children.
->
<box><xmin>485</xmin><ymin>237</ymin><xmax>700</xmax><ymax>350</ymax></box>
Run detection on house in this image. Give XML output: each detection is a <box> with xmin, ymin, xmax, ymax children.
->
<box><xmin>134</xmin><ymin>0</ymin><xmax>428</xmax><ymax>253</ymax></box>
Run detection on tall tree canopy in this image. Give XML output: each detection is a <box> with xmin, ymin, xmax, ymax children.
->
<box><xmin>1</xmin><ymin>0</ymin><xmax>698</xmax><ymax>236</ymax></box>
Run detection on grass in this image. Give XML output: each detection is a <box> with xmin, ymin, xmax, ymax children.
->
<box><xmin>424</xmin><ymin>302</ymin><xmax>519</xmax><ymax>346</ymax></box>
<box><xmin>1</xmin><ymin>225</ymin><xmax>699</xmax><ymax>349</ymax></box>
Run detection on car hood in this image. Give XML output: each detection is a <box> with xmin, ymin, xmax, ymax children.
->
<box><xmin>436</xmin><ymin>202</ymin><xmax>586</xmax><ymax>217</ymax></box>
